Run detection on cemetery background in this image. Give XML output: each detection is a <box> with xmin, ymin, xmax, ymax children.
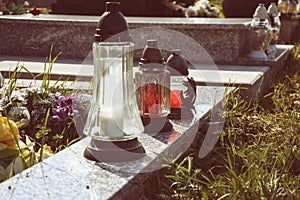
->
<box><xmin>0</xmin><ymin>0</ymin><xmax>299</xmax><ymax>199</ymax></box>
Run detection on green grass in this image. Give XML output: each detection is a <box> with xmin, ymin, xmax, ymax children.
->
<box><xmin>160</xmin><ymin>45</ymin><xmax>300</xmax><ymax>200</ymax></box>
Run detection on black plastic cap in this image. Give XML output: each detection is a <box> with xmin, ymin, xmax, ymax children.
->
<box><xmin>139</xmin><ymin>40</ymin><xmax>164</xmax><ymax>66</ymax></box>
<box><xmin>94</xmin><ymin>2</ymin><xmax>130</xmax><ymax>42</ymax></box>
<box><xmin>166</xmin><ymin>49</ymin><xmax>188</xmax><ymax>76</ymax></box>
<box><xmin>106</xmin><ymin>2</ymin><xmax>120</xmax><ymax>13</ymax></box>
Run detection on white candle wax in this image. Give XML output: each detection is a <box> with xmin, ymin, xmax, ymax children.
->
<box><xmin>100</xmin><ymin>106</ymin><xmax>124</xmax><ymax>138</ymax></box>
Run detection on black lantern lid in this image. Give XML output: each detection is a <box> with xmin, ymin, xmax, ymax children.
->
<box><xmin>166</xmin><ymin>49</ymin><xmax>188</xmax><ymax>76</ymax></box>
<box><xmin>139</xmin><ymin>40</ymin><xmax>164</xmax><ymax>66</ymax></box>
<box><xmin>94</xmin><ymin>2</ymin><xmax>130</xmax><ymax>42</ymax></box>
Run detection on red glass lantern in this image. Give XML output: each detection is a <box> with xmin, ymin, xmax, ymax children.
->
<box><xmin>135</xmin><ymin>40</ymin><xmax>172</xmax><ymax>134</ymax></box>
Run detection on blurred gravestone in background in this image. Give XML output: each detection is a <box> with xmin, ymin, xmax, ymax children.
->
<box><xmin>222</xmin><ymin>0</ymin><xmax>277</xmax><ymax>17</ymax></box>
<box><xmin>51</xmin><ymin>0</ymin><xmax>187</xmax><ymax>16</ymax></box>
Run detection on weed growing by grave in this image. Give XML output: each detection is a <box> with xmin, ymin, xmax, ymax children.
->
<box><xmin>160</xmin><ymin>45</ymin><xmax>300</xmax><ymax>199</ymax></box>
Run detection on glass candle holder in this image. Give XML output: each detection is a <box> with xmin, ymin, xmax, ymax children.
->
<box><xmin>83</xmin><ymin>2</ymin><xmax>145</xmax><ymax>162</ymax></box>
<box><xmin>248</xmin><ymin>4</ymin><xmax>272</xmax><ymax>59</ymax></box>
<box><xmin>84</xmin><ymin>42</ymin><xmax>144</xmax><ymax>140</ymax></box>
<box><xmin>267</xmin><ymin>3</ymin><xmax>281</xmax><ymax>58</ymax></box>
<box><xmin>288</xmin><ymin>0</ymin><xmax>298</xmax><ymax>14</ymax></box>
<box><xmin>278</xmin><ymin>0</ymin><xmax>290</xmax><ymax>14</ymax></box>
<box><xmin>135</xmin><ymin>39</ymin><xmax>172</xmax><ymax>134</ymax></box>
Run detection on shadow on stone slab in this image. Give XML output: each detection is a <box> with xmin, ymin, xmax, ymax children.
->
<box><xmin>84</xmin><ymin>137</ymin><xmax>146</xmax><ymax>163</ymax></box>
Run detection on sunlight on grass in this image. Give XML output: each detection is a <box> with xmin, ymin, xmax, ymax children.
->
<box><xmin>160</xmin><ymin>44</ymin><xmax>300</xmax><ymax>200</ymax></box>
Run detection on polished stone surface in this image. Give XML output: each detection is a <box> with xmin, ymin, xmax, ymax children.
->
<box><xmin>0</xmin><ymin>86</ymin><xmax>227</xmax><ymax>200</ymax></box>
<box><xmin>0</xmin><ymin>15</ymin><xmax>251</xmax><ymax>64</ymax></box>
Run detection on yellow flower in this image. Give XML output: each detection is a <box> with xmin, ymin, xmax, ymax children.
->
<box><xmin>37</xmin><ymin>145</ymin><xmax>54</xmax><ymax>160</ymax></box>
<box><xmin>0</xmin><ymin>116</ymin><xmax>20</xmax><ymax>150</ymax></box>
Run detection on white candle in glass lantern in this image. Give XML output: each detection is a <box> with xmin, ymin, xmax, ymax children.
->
<box><xmin>100</xmin><ymin>106</ymin><xmax>124</xmax><ymax>138</ymax></box>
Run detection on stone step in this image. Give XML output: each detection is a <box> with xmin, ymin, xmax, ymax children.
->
<box><xmin>189</xmin><ymin>65</ymin><xmax>271</xmax><ymax>101</ymax></box>
<box><xmin>189</xmin><ymin>65</ymin><xmax>269</xmax><ymax>87</ymax></box>
<box><xmin>0</xmin><ymin>57</ymin><xmax>268</xmax><ymax>100</ymax></box>
<box><xmin>1</xmin><ymin>44</ymin><xmax>293</xmax><ymax>101</ymax></box>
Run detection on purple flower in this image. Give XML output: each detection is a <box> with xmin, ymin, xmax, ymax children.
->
<box><xmin>51</xmin><ymin>95</ymin><xmax>77</xmax><ymax>124</ymax></box>
<box><xmin>57</xmin><ymin>96</ymin><xmax>75</xmax><ymax>107</ymax></box>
